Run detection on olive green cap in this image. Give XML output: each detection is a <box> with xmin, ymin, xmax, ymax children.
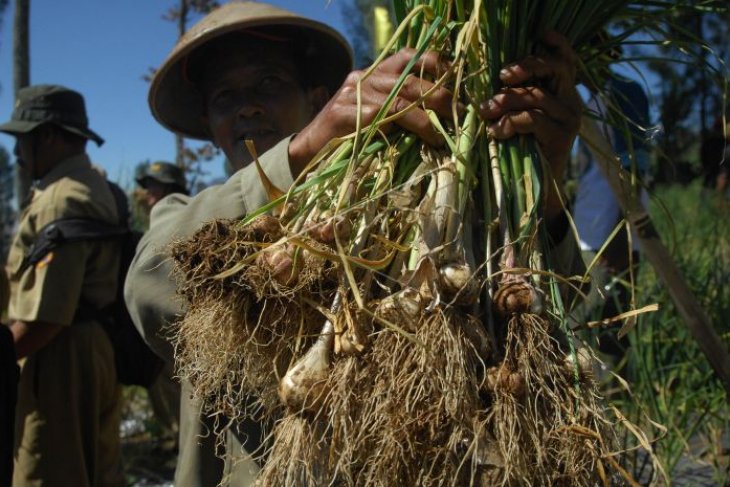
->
<box><xmin>136</xmin><ymin>161</ymin><xmax>187</xmax><ymax>189</ymax></box>
<box><xmin>149</xmin><ymin>1</ymin><xmax>353</xmax><ymax>141</ymax></box>
<box><xmin>0</xmin><ymin>84</ymin><xmax>104</xmax><ymax>146</ymax></box>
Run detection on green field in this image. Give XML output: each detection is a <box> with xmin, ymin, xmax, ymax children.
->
<box><xmin>610</xmin><ymin>182</ymin><xmax>729</xmax><ymax>484</ymax></box>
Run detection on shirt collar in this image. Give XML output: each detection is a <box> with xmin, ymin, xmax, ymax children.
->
<box><xmin>37</xmin><ymin>152</ymin><xmax>92</xmax><ymax>190</ymax></box>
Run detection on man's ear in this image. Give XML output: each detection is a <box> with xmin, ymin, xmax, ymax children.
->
<box><xmin>307</xmin><ymin>86</ymin><xmax>330</xmax><ymax>114</ymax></box>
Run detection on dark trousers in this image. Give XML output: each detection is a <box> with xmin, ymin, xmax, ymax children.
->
<box><xmin>1</xmin><ymin>325</ymin><xmax>19</xmax><ymax>487</ymax></box>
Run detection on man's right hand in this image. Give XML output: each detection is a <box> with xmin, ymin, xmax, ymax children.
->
<box><xmin>288</xmin><ymin>48</ymin><xmax>455</xmax><ymax>176</ymax></box>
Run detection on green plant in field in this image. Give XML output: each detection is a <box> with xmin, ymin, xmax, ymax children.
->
<box><xmin>611</xmin><ymin>182</ymin><xmax>730</xmax><ymax>482</ymax></box>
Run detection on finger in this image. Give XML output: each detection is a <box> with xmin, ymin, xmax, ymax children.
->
<box><xmin>487</xmin><ymin>110</ymin><xmax>573</xmax><ymax>182</ymax></box>
<box><xmin>499</xmin><ymin>55</ymin><xmax>575</xmax><ymax>94</ymax></box>
<box><xmin>499</xmin><ymin>32</ymin><xmax>578</xmax><ymax>95</ymax></box>
<box><xmin>362</xmin><ymin>72</ymin><xmax>455</xmax><ymax>120</ymax></box>
<box><xmin>479</xmin><ymin>87</ymin><xmax>577</xmax><ymax>124</ymax></box>
<box><xmin>393</xmin><ymin>106</ymin><xmax>445</xmax><ymax>147</ymax></box>
<box><xmin>399</xmin><ymin>74</ymin><xmax>455</xmax><ymax>118</ymax></box>
<box><xmin>339</xmin><ymin>79</ymin><xmax>446</xmax><ymax>147</ymax></box>
<box><xmin>487</xmin><ymin>109</ymin><xmax>576</xmax><ymax>154</ymax></box>
<box><xmin>377</xmin><ymin>48</ymin><xmax>451</xmax><ymax>80</ymax></box>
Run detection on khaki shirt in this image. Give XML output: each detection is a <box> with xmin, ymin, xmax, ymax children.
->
<box><xmin>6</xmin><ymin>153</ymin><xmax>120</xmax><ymax>325</ymax></box>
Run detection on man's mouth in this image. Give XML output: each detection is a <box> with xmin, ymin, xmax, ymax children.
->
<box><xmin>238</xmin><ymin>129</ymin><xmax>275</xmax><ymax>142</ymax></box>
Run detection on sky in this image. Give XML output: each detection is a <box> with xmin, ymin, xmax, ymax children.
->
<box><xmin>0</xmin><ymin>0</ymin><xmax>353</xmax><ymax>187</ymax></box>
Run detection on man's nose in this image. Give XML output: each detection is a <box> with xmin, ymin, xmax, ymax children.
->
<box><xmin>235</xmin><ymin>94</ymin><xmax>265</xmax><ymax>119</ymax></box>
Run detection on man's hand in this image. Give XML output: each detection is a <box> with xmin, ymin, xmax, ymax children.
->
<box><xmin>289</xmin><ymin>33</ymin><xmax>581</xmax><ymax>230</ymax></box>
<box><xmin>289</xmin><ymin>48</ymin><xmax>455</xmax><ymax>176</ymax></box>
<box><xmin>479</xmin><ymin>31</ymin><xmax>582</xmax><ymax>222</ymax></box>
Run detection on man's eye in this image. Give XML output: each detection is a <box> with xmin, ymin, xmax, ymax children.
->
<box><xmin>211</xmin><ymin>90</ymin><xmax>233</xmax><ymax>107</ymax></box>
<box><xmin>259</xmin><ymin>76</ymin><xmax>285</xmax><ymax>93</ymax></box>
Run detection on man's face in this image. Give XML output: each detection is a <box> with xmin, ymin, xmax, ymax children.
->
<box><xmin>200</xmin><ymin>40</ymin><xmax>321</xmax><ymax>171</ymax></box>
<box><xmin>143</xmin><ymin>179</ymin><xmax>170</xmax><ymax>208</ymax></box>
<box><xmin>13</xmin><ymin>132</ymin><xmax>35</xmax><ymax>174</ymax></box>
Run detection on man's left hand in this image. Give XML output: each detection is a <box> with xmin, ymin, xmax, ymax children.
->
<box><xmin>479</xmin><ymin>30</ymin><xmax>582</xmax><ymax>221</ymax></box>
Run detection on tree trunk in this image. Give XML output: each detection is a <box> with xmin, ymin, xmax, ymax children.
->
<box><xmin>175</xmin><ymin>0</ymin><xmax>189</xmax><ymax>168</ymax></box>
<box><xmin>13</xmin><ymin>0</ymin><xmax>31</xmax><ymax>209</ymax></box>
<box><xmin>175</xmin><ymin>134</ymin><xmax>185</xmax><ymax>168</ymax></box>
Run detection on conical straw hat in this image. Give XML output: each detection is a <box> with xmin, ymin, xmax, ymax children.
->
<box><xmin>149</xmin><ymin>1</ymin><xmax>353</xmax><ymax>140</ymax></box>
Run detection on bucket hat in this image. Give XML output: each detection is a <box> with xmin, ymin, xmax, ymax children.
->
<box><xmin>0</xmin><ymin>84</ymin><xmax>104</xmax><ymax>146</ymax></box>
<box><xmin>149</xmin><ymin>1</ymin><xmax>353</xmax><ymax>141</ymax></box>
<box><xmin>136</xmin><ymin>161</ymin><xmax>187</xmax><ymax>190</ymax></box>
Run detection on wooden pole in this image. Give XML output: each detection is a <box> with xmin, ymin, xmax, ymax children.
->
<box><xmin>580</xmin><ymin>116</ymin><xmax>730</xmax><ymax>398</ymax></box>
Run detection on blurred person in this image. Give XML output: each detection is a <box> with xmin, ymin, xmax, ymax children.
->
<box><xmin>0</xmin><ymin>85</ymin><xmax>124</xmax><ymax>487</ymax></box>
<box><xmin>720</xmin><ymin>135</ymin><xmax>730</xmax><ymax>198</ymax></box>
<box><xmin>135</xmin><ymin>161</ymin><xmax>188</xmax><ymax>452</ymax></box>
<box><xmin>1</xmin><ymin>267</ymin><xmax>19</xmax><ymax>487</ymax></box>
<box><xmin>136</xmin><ymin>160</ymin><xmax>189</xmax><ymax>210</ymax></box>
<box><xmin>700</xmin><ymin>116</ymin><xmax>728</xmax><ymax>194</ymax></box>
<box><xmin>572</xmin><ymin>71</ymin><xmax>651</xmax><ymax>360</ymax></box>
<box><xmin>125</xmin><ymin>2</ymin><xmax>585</xmax><ymax>485</ymax></box>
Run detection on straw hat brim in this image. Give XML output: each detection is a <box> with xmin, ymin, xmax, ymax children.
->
<box><xmin>149</xmin><ymin>2</ymin><xmax>353</xmax><ymax>141</ymax></box>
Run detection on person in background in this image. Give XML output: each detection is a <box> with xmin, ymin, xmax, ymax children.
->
<box><xmin>0</xmin><ymin>85</ymin><xmax>124</xmax><ymax>487</ymax></box>
<box><xmin>134</xmin><ymin>160</ymin><xmax>187</xmax><ymax>452</ymax></box>
<box><xmin>125</xmin><ymin>2</ymin><xmax>584</xmax><ymax>486</ymax></box>
<box><xmin>136</xmin><ymin>160</ymin><xmax>189</xmax><ymax>210</ymax></box>
<box><xmin>700</xmin><ymin>116</ymin><xmax>729</xmax><ymax>198</ymax></box>
<box><xmin>720</xmin><ymin>133</ymin><xmax>730</xmax><ymax>199</ymax></box>
<box><xmin>571</xmin><ymin>71</ymin><xmax>651</xmax><ymax>362</ymax></box>
<box><xmin>1</xmin><ymin>267</ymin><xmax>19</xmax><ymax>487</ymax></box>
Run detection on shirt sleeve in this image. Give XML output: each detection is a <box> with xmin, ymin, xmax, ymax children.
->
<box><xmin>8</xmin><ymin>241</ymin><xmax>90</xmax><ymax>325</ymax></box>
<box><xmin>7</xmin><ymin>198</ymin><xmax>91</xmax><ymax>326</ymax></box>
<box><xmin>124</xmin><ymin>136</ymin><xmax>296</xmax><ymax>363</ymax></box>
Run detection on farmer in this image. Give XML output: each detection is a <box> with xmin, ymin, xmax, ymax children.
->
<box><xmin>0</xmin><ymin>85</ymin><xmax>123</xmax><ymax>487</ymax></box>
<box><xmin>136</xmin><ymin>160</ymin><xmax>189</xmax><ymax>209</ymax></box>
<box><xmin>125</xmin><ymin>2</ymin><xmax>584</xmax><ymax>485</ymax></box>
